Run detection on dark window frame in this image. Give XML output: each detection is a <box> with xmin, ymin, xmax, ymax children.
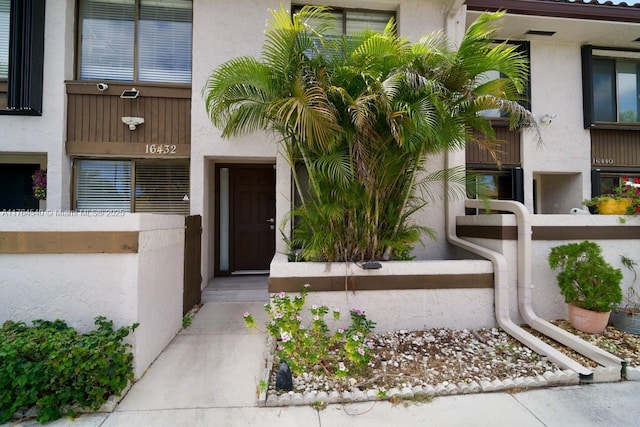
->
<box><xmin>291</xmin><ymin>4</ymin><xmax>396</xmax><ymax>35</ymax></box>
<box><xmin>582</xmin><ymin>45</ymin><xmax>640</xmax><ymax>129</ymax></box>
<box><xmin>0</xmin><ymin>0</ymin><xmax>45</xmax><ymax>116</ymax></box>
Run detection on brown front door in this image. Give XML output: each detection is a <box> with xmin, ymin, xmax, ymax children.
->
<box><xmin>231</xmin><ymin>165</ymin><xmax>276</xmax><ymax>271</ymax></box>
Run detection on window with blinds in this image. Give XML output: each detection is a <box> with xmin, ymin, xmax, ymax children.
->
<box><xmin>75</xmin><ymin>159</ymin><xmax>190</xmax><ymax>214</ymax></box>
<box><xmin>76</xmin><ymin>160</ymin><xmax>133</xmax><ymax>211</ymax></box>
<box><xmin>0</xmin><ymin>0</ymin><xmax>8</xmax><ymax>79</ymax></box>
<box><xmin>79</xmin><ymin>0</ymin><xmax>192</xmax><ymax>83</ymax></box>
<box><xmin>293</xmin><ymin>6</ymin><xmax>394</xmax><ymax>35</ymax></box>
<box><xmin>134</xmin><ymin>161</ymin><xmax>189</xmax><ymax>214</ymax></box>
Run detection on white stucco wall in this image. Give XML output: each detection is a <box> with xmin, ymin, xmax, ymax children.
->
<box><xmin>457</xmin><ymin>214</ymin><xmax>640</xmax><ymax>322</ymax></box>
<box><xmin>0</xmin><ymin>214</ymin><xmax>185</xmax><ymax>378</ymax></box>
<box><xmin>0</xmin><ymin>0</ymin><xmax>75</xmax><ymax>210</ymax></box>
<box><xmin>523</xmin><ymin>41</ymin><xmax>592</xmax><ymax>213</ymax></box>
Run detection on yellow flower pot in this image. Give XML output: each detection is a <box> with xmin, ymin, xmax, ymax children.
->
<box><xmin>596</xmin><ymin>198</ymin><xmax>631</xmax><ymax>215</ymax></box>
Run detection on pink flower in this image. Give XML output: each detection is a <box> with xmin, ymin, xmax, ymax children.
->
<box><xmin>279</xmin><ymin>291</ymin><xmax>286</xmax><ymax>298</ymax></box>
<box><xmin>274</xmin><ymin>313</ymin><xmax>283</xmax><ymax>319</ymax></box>
<box><xmin>333</xmin><ymin>308</ymin><xmax>340</xmax><ymax>313</ymax></box>
<box><xmin>313</xmin><ymin>315</ymin><xmax>320</xmax><ymax>321</ymax></box>
<box><xmin>296</xmin><ymin>316</ymin><xmax>302</xmax><ymax>321</ymax></box>
<box><xmin>243</xmin><ymin>312</ymin><xmax>250</xmax><ymax>318</ymax></box>
<box><xmin>299</xmin><ymin>324</ymin><xmax>306</xmax><ymax>330</ymax></box>
<box><xmin>338</xmin><ymin>328</ymin><xmax>344</xmax><ymax>334</ymax></box>
<box><xmin>357</xmin><ymin>347</ymin><xmax>365</xmax><ymax>356</ymax></box>
<box><xmin>281</xmin><ymin>332</ymin><xmax>291</xmax><ymax>342</ymax></box>
<box><xmin>303</xmin><ymin>284</ymin><xmax>311</xmax><ymax>288</ymax></box>
<box><xmin>352</xmin><ymin>335</ymin><xmax>359</xmax><ymax>341</ymax></box>
<box><xmin>312</xmin><ymin>305</ymin><xmax>318</xmax><ymax>309</ymax></box>
<box><xmin>338</xmin><ymin>362</ymin><xmax>346</xmax><ymax>371</ymax></box>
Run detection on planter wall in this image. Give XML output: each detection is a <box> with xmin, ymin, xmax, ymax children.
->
<box><xmin>269</xmin><ymin>253</ymin><xmax>496</xmax><ymax>331</ymax></box>
<box><xmin>0</xmin><ymin>214</ymin><xmax>185</xmax><ymax>378</ymax></box>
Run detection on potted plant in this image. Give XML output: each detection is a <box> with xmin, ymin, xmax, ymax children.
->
<box><xmin>32</xmin><ymin>169</ymin><xmax>46</xmax><ymax>200</ymax></box>
<box><xmin>583</xmin><ymin>177</ymin><xmax>640</xmax><ymax>215</ymax></box>
<box><xmin>609</xmin><ymin>255</ymin><xmax>640</xmax><ymax>335</ymax></box>
<box><xmin>548</xmin><ymin>240</ymin><xmax>623</xmax><ymax>334</ymax></box>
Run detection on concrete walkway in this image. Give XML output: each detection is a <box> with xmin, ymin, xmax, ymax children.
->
<box><xmin>7</xmin><ymin>301</ymin><xmax>640</xmax><ymax>426</ymax></box>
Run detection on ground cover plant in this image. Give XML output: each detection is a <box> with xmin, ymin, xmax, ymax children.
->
<box><xmin>0</xmin><ymin>317</ymin><xmax>138</xmax><ymax>424</ymax></box>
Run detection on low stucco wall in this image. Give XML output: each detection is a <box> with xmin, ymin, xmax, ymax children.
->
<box><xmin>269</xmin><ymin>253</ymin><xmax>496</xmax><ymax>331</ymax></box>
<box><xmin>457</xmin><ymin>214</ymin><xmax>640</xmax><ymax>323</ymax></box>
<box><xmin>0</xmin><ymin>213</ymin><xmax>185</xmax><ymax>378</ymax></box>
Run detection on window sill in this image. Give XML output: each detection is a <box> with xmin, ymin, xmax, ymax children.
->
<box><xmin>0</xmin><ymin>109</ymin><xmax>42</xmax><ymax>116</ymax></box>
<box><xmin>65</xmin><ymin>81</ymin><xmax>191</xmax><ymax>99</ymax></box>
<box><xmin>589</xmin><ymin>122</ymin><xmax>640</xmax><ymax>131</ymax></box>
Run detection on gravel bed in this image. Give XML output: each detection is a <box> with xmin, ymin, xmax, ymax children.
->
<box><xmin>265</xmin><ymin>323</ymin><xmax>640</xmax><ymax>402</ymax></box>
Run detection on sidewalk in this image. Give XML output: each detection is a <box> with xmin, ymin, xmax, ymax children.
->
<box><xmin>8</xmin><ymin>302</ymin><xmax>640</xmax><ymax>426</ymax></box>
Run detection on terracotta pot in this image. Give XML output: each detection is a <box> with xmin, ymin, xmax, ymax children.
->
<box><xmin>596</xmin><ymin>198</ymin><xmax>631</xmax><ymax>215</ymax></box>
<box><xmin>568</xmin><ymin>303</ymin><xmax>610</xmax><ymax>334</ymax></box>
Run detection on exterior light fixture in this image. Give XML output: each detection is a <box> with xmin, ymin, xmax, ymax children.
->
<box><xmin>120</xmin><ymin>88</ymin><xmax>140</xmax><ymax>99</ymax></box>
<box><xmin>122</xmin><ymin>116</ymin><xmax>144</xmax><ymax>130</ymax></box>
<box><xmin>362</xmin><ymin>261</ymin><xmax>382</xmax><ymax>269</ymax></box>
<box><xmin>538</xmin><ymin>114</ymin><xmax>556</xmax><ymax>125</ymax></box>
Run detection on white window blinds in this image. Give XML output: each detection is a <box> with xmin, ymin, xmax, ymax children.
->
<box><xmin>0</xmin><ymin>0</ymin><xmax>9</xmax><ymax>79</ymax></box>
<box><xmin>80</xmin><ymin>0</ymin><xmax>135</xmax><ymax>81</ymax></box>
<box><xmin>79</xmin><ymin>0</ymin><xmax>192</xmax><ymax>83</ymax></box>
<box><xmin>76</xmin><ymin>160</ymin><xmax>133</xmax><ymax>211</ymax></box>
<box><xmin>138</xmin><ymin>0</ymin><xmax>192</xmax><ymax>83</ymax></box>
<box><xmin>345</xmin><ymin>11</ymin><xmax>393</xmax><ymax>33</ymax></box>
<box><xmin>134</xmin><ymin>161</ymin><xmax>189</xmax><ymax>214</ymax></box>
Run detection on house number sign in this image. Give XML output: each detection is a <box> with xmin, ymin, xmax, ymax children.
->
<box><xmin>145</xmin><ymin>144</ymin><xmax>177</xmax><ymax>155</ymax></box>
<box><xmin>593</xmin><ymin>158</ymin><xmax>614</xmax><ymax>165</ymax></box>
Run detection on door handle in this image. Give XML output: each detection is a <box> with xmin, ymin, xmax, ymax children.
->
<box><xmin>267</xmin><ymin>218</ymin><xmax>275</xmax><ymax>223</ymax></box>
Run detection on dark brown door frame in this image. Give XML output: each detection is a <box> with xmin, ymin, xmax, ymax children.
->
<box><xmin>214</xmin><ymin>163</ymin><xmax>276</xmax><ymax>276</ymax></box>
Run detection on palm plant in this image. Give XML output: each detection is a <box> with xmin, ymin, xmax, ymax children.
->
<box><xmin>204</xmin><ymin>6</ymin><xmax>533</xmax><ymax>263</ymax></box>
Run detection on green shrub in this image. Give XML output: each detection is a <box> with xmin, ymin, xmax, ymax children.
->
<box><xmin>548</xmin><ymin>240</ymin><xmax>623</xmax><ymax>312</ymax></box>
<box><xmin>0</xmin><ymin>316</ymin><xmax>138</xmax><ymax>424</ymax></box>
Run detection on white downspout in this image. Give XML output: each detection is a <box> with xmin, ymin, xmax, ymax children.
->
<box><xmin>465</xmin><ymin>199</ymin><xmax>624</xmax><ymax>371</ymax></box>
<box><xmin>444</xmin><ymin>185</ymin><xmax>593</xmax><ymax>378</ymax></box>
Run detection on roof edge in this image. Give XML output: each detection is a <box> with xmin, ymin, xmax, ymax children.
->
<box><xmin>465</xmin><ymin>0</ymin><xmax>640</xmax><ymax>23</ymax></box>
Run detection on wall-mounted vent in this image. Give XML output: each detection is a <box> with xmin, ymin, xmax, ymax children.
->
<box><xmin>525</xmin><ymin>30</ymin><xmax>556</xmax><ymax>37</ymax></box>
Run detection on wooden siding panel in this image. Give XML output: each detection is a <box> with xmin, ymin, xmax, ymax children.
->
<box><xmin>0</xmin><ymin>81</ymin><xmax>6</xmax><ymax>109</ymax></box>
<box><xmin>591</xmin><ymin>129</ymin><xmax>640</xmax><ymax>167</ymax></box>
<box><xmin>467</xmin><ymin>126</ymin><xmax>521</xmax><ymax>166</ymax></box>
<box><xmin>66</xmin><ymin>82</ymin><xmax>191</xmax><ymax>156</ymax></box>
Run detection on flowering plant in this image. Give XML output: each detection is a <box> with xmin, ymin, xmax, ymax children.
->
<box><xmin>583</xmin><ymin>176</ymin><xmax>640</xmax><ymax>215</ymax></box>
<box><xmin>243</xmin><ymin>284</ymin><xmax>376</xmax><ymax>377</ymax></box>
<box><xmin>31</xmin><ymin>169</ymin><xmax>47</xmax><ymax>200</ymax></box>
<box><xmin>617</xmin><ymin>177</ymin><xmax>640</xmax><ymax>215</ymax></box>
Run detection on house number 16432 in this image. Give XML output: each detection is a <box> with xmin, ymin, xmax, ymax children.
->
<box><xmin>145</xmin><ymin>144</ymin><xmax>177</xmax><ymax>155</ymax></box>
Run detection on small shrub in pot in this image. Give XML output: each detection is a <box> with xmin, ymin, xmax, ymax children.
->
<box><xmin>548</xmin><ymin>241</ymin><xmax>623</xmax><ymax>312</ymax></box>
